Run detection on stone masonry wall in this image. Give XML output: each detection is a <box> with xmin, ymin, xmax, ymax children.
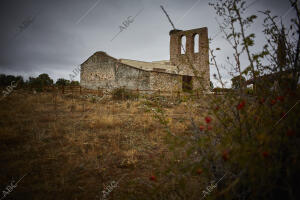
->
<box><xmin>115</xmin><ymin>62</ymin><xmax>150</xmax><ymax>90</ymax></box>
<box><xmin>170</xmin><ymin>27</ymin><xmax>209</xmax><ymax>90</ymax></box>
<box><xmin>149</xmin><ymin>72</ymin><xmax>181</xmax><ymax>91</ymax></box>
<box><xmin>80</xmin><ymin>53</ymin><xmax>116</xmax><ymax>90</ymax></box>
<box><xmin>80</xmin><ymin>52</ymin><xmax>151</xmax><ymax>90</ymax></box>
<box><xmin>192</xmin><ymin>76</ymin><xmax>209</xmax><ymax>91</ymax></box>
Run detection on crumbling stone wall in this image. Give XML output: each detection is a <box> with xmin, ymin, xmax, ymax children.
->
<box><xmin>170</xmin><ymin>27</ymin><xmax>209</xmax><ymax>90</ymax></box>
<box><xmin>149</xmin><ymin>72</ymin><xmax>181</xmax><ymax>91</ymax></box>
<box><xmin>115</xmin><ymin>62</ymin><xmax>150</xmax><ymax>90</ymax></box>
<box><xmin>80</xmin><ymin>52</ymin><xmax>117</xmax><ymax>90</ymax></box>
<box><xmin>81</xmin><ymin>52</ymin><xmax>194</xmax><ymax>92</ymax></box>
<box><xmin>81</xmin><ymin>26</ymin><xmax>211</xmax><ymax>92</ymax></box>
<box><xmin>192</xmin><ymin>76</ymin><xmax>209</xmax><ymax>91</ymax></box>
<box><xmin>80</xmin><ymin>52</ymin><xmax>151</xmax><ymax>90</ymax></box>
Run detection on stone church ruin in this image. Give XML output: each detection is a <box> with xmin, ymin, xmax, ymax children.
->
<box><xmin>80</xmin><ymin>27</ymin><xmax>210</xmax><ymax>92</ymax></box>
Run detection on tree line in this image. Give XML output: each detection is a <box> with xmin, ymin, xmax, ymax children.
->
<box><xmin>0</xmin><ymin>73</ymin><xmax>79</xmax><ymax>90</ymax></box>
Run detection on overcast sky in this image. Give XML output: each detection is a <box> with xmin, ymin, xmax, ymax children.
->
<box><xmin>0</xmin><ymin>0</ymin><xmax>295</xmax><ymax>87</ymax></box>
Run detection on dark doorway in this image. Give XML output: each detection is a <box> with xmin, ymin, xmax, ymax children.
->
<box><xmin>182</xmin><ymin>76</ymin><xmax>192</xmax><ymax>92</ymax></box>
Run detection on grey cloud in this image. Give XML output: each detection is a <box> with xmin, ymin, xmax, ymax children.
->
<box><xmin>0</xmin><ymin>0</ymin><xmax>293</xmax><ymax>84</ymax></box>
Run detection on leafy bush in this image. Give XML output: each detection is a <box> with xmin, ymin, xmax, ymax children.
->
<box><xmin>0</xmin><ymin>74</ymin><xmax>24</xmax><ymax>87</ymax></box>
<box><xmin>56</xmin><ymin>78</ymin><xmax>70</xmax><ymax>86</ymax></box>
<box><xmin>70</xmin><ymin>81</ymin><xmax>79</xmax><ymax>85</ymax></box>
<box><xmin>143</xmin><ymin>0</ymin><xmax>300</xmax><ymax>199</ymax></box>
<box><xmin>27</xmin><ymin>73</ymin><xmax>53</xmax><ymax>91</ymax></box>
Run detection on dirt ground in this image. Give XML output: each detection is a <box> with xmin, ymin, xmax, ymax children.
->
<box><xmin>0</xmin><ymin>90</ymin><xmax>210</xmax><ymax>200</ymax></box>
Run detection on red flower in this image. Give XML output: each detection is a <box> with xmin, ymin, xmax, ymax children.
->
<box><xmin>277</xmin><ymin>96</ymin><xmax>284</xmax><ymax>102</ymax></box>
<box><xmin>222</xmin><ymin>151</ymin><xmax>229</xmax><ymax>161</ymax></box>
<box><xmin>199</xmin><ymin>125</ymin><xmax>205</xmax><ymax>131</ymax></box>
<box><xmin>215</xmin><ymin>106</ymin><xmax>220</xmax><ymax>111</ymax></box>
<box><xmin>262</xmin><ymin>151</ymin><xmax>269</xmax><ymax>158</ymax></box>
<box><xmin>286</xmin><ymin>129</ymin><xmax>295</xmax><ymax>137</ymax></box>
<box><xmin>197</xmin><ymin>168</ymin><xmax>203</xmax><ymax>175</ymax></box>
<box><xmin>237</xmin><ymin>100</ymin><xmax>246</xmax><ymax>110</ymax></box>
<box><xmin>207</xmin><ymin>126</ymin><xmax>212</xmax><ymax>131</ymax></box>
<box><xmin>270</xmin><ymin>99</ymin><xmax>276</xmax><ymax>105</ymax></box>
<box><xmin>205</xmin><ymin>116</ymin><xmax>212</xmax><ymax>124</ymax></box>
<box><xmin>150</xmin><ymin>175</ymin><xmax>156</xmax><ymax>181</ymax></box>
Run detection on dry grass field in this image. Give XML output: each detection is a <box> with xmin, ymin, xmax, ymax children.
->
<box><xmin>0</xmin><ymin>90</ymin><xmax>212</xmax><ymax>200</ymax></box>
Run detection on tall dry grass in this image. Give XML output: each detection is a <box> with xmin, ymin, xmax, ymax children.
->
<box><xmin>0</xmin><ymin>90</ymin><xmax>207</xmax><ymax>199</ymax></box>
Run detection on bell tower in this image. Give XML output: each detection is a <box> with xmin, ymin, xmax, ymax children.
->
<box><xmin>169</xmin><ymin>27</ymin><xmax>209</xmax><ymax>89</ymax></box>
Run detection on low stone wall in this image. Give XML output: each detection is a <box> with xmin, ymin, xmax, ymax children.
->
<box><xmin>80</xmin><ymin>53</ymin><xmax>151</xmax><ymax>90</ymax></box>
<box><xmin>115</xmin><ymin>62</ymin><xmax>150</xmax><ymax>90</ymax></box>
<box><xmin>149</xmin><ymin>72</ymin><xmax>182</xmax><ymax>91</ymax></box>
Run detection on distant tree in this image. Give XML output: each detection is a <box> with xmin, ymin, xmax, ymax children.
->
<box><xmin>0</xmin><ymin>74</ymin><xmax>5</xmax><ymax>86</ymax></box>
<box><xmin>37</xmin><ymin>73</ymin><xmax>53</xmax><ymax>86</ymax></box>
<box><xmin>28</xmin><ymin>76</ymin><xmax>40</xmax><ymax>90</ymax></box>
<box><xmin>28</xmin><ymin>77</ymin><xmax>36</xmax><ymax>85</ymax></box>
<box><xmin>0</xmin><ymin>74</ymin><xmax>24</xmax><ymax>87</ymax></box>
<box><xmin>28</xmin><ymin>73</ymin><xmax>53</xmax><ymax>91</ymax></box>
<box><xmin>15</xmin><ymin>76</ymin><xmax>24</xmax><ymax>87</ymax></box>
<box><xmin>70</xmin><ymin>81</ymin><xmax>79</xmax><ymax>85</ymax></box>
<box><xmin>56</xmin><ymin>78</ymin><xmax>70</xmax><ymax>86</ymax></box>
